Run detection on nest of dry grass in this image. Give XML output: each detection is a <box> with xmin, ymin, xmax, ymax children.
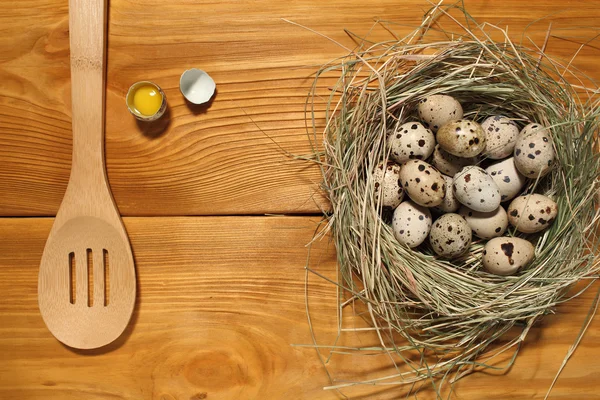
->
<box><xmin>306</xmin><ymin>2</ymin><xmax>600</xmax><ymax>397</ymax></box>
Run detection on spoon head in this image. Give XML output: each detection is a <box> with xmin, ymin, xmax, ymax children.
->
<box><xmin>39</xmin><ymin>216</ymin><xmax>136</xmax><ymax>349</ymax></box>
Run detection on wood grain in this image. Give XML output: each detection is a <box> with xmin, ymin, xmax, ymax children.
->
<box><xmin>2</xmin><ymin>0</ymin><xmax>600</xmax><ymax>398</ymax></box>
<box><xmin>1</xmin><ymin>216</ymin><xmax>599</xmax><ymax>399</ymax></box>
<box><xmin>1</xmin><ymin>0</ymin><xmax>600</xmax><ymax>215</ymax></box>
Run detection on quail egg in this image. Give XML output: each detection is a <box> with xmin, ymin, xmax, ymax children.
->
<box><xmin>514</xmin><ymin>123</ymin><xmax>555</xmax><ymax>178</ymax></box>
<box><xmin>399</xmin><ymin>160</ymin><xmax>446</xmax><ymax>207</ymax></box>
<box><xmin>431</xmin><ymin>144</ymin><xmax>479</xmax><ymax>176</ymax></box>
<box><xmin>429</xmin><ymin>213</ymin><xmax>472</xmax><ymax>258</ymax></box>
<box><xmin>453</xmin><ymin>166</ymin><xmax>501</xmax><ymax>212</ymax></box>
<box><xmin>459</xmin><ymin>205</ymin><xmax>508</xmax><ymax>240</ymax></box>
<box><xmin>485</xmin><ymin>157</ymin><xmax>527</xmax><ymax>202</ymax></box>
<box><xmin>481</xmin><ymin>115</ymin><xmax>519</xmax><ymax>159</ymax></box>
<box><xmin>483</xmin><ymin>237</ymin><xmax>535</xmax><ymax>276</ymax></box>
<box><xmin>433</xmin><ymin>175</ymin><xmax>460</xmax><ymax>213</ymax></box>
<box><xmin>507</xmin><ymin>194</ymin><xmax>558</xmax><ymax>233</ymax></box>
<box><xmin>388</xmin><ymin>121</ymin><xmax>435</xmax><ymax>163</ymax></box>
<box><xmin>417</xmin><ymin>94</ymin><xmax>463</xmax><ymax>132</ymax></box>
<box><xmin>373</xmin><ymin>162</ymin><xmax>404</xmax><ymax>208</ymax></box>
<box><xmin>392</xmin><ymin>201</ymin><xmax>432</xmax><ymax>248</ymax></box>
<box><xmin>437</xmin><ymin>120</ymin><xmax>486</xmax><ymax>157</ymax></box>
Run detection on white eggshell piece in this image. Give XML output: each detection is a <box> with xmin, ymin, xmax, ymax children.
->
<box><xmin>429</xmin><ymin>213</ymin><xmax>472</xmax><ymax>258</ymax></box>
<box><xmin>507</xmin><ymin>194</ymin><xmax>558</xmax><ymax>233</ymax></box>
<box><xmin>483</xmin><ymin>237</ymin><xmax>535</xmax><ymax>276</ymax></box>
<box><xmin>514</xmin><ymin>123</ymin><xmax>555</xmax><ymax>178</ymax></box>
<box><xmin>481</xmin><ymin>116</ymin><xmax>519</xmax><ymax>159</ymax></box>
<box><xmin>179</xmin><ymin>68</ymin><xmax>216</xmax><ymax>104</ymax></box>
<box><xmin>417</xmin><ymin>95</ymin><xmax>463</xmax><ymax>132</ymax></box>
<box><xmin>392</xmin><ymin>201</ymin><xmax>432</xmax><ymax>248</ymax></box>
<box><xmin>373</xmin><ymin>163</ymin><xmax>404</xmax><ymax>208</ymax></box>
<box><xmin>388</xmin><ymin>122</ymin><xmax>435</xmax><ymax>163</ymax></box>
<box><xmin>453</xmin><ymin>166</ymin><xmax>501</xmax><ymax>212</ymax></box>
<box><xmin>437</xmin><ymin>120</ymin><xmax>486</xmax><ymax>157</ymax></box>
<box><xmin>485</xmin><ymin>157</ymin><xmax>527</xmax><ymax>202</ymax></box>
<box><xmin>399</xmin><ymin>160</ymin><xmax>446</xmax><ymax>207</ymax></box>
<box><xmin>459</xmin><ymin>205</ymin><xmax>508</xmax><ymax>239</ymax></box>
<box><xmin>433</xmin><ymin>175</ymin><xmax>460</xmax><ymax>213</ymax></box>
<box><xmin>431</xmin><ymin>144</ymin><xmax>479</xmax><ymax>176</ymax></box>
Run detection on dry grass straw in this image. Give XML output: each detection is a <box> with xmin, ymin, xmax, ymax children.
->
<box><xmin>305</xmin><ymin>1</ymin><xmax>600</xmax><ymax>397</ymax></box>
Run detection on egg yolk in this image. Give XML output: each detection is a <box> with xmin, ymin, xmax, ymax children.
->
<box><xmin>132</xmin><ymin>85</ymin><xmax>163</xmax><ymax>116</ymax></box>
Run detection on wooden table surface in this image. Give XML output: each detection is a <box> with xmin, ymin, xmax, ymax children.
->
<box><xmin>1</xmin><ymin>0</ymin><xmax>599</xmax><ymax>398</ymax></box>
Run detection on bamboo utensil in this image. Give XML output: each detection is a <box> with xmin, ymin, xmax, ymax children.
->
<box><xmin>38</xmin><ymin>0</ymin><xmax>136</xmax><ymax>349</ymax></box>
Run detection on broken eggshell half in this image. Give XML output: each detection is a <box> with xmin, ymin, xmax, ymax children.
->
<box><xmin>180</xmin><ymin>68</ymin><xmax>216</xmax><ymax>105</ymax></box>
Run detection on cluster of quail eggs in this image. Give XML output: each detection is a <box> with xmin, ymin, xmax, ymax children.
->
<box><xmin>374</xmin><ymin>94</ymin><xmax>558</xmax><ymax>276</ymax></box>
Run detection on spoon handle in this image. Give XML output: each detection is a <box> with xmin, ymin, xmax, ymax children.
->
<box><xmin>69</xmin><ymin>0</ymin><xmax>108</xmax><ymax>187</ymax></box>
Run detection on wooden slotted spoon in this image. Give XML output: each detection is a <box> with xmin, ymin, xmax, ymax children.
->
<box><xmin>38</xmin><ymin>0</ymin><xmax>136</xmax><ymax>349</ymax></box>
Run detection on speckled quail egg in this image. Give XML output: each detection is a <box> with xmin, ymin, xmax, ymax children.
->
<box><xmin>458</xmin><ymin>205</ymin><xmax>508</xmax><ymax>239</ymax></box>
<box><xmin>481</xmin><ymin>115</ymin><xmax>520</xmax><ymax>159</ymax></box>
<box><xmin>417</xmin><ymin>95</ymin><xmax>463</xmax><ymax>132</ymax></box>
<box><xmin>437</xmin><ymin>120</ymin><xmax>486</xmax><ymax>158</ymax></box>
<box><xmin>453</xmin><ymin>166</ymin><xmax>501</xmax><ymax>212</ymax></box>
<box><xmin>431</xmin><ymin>144</ymin><xmax>479</xmax><ymax>176</ymax></box>
<box><xmin>388</xmin><ymin>121</ymin><xmax>435</xmax><ymax>163</ymax></box>
<box><xmin>485</xmin><ymin>157</ymin><xmax>527</xmax><ymax>202</ymax></box>
<box><xmin>429</xmin><ymin>213</ymin><xmax>472</xmax><ymax>258</ymax></box>
<box><xmin>483</xmin><ymin>237</ymin><xmax>535</xmax><ymax>276</ymax></box>
<box><xmin>507</xmin><ymin>194</ymin><xmax>558</xmax><ymax>233</ymax></box>
<box><xmin>399</xmin><ymin>160</ymin><xmax>446</xmax><ymax>207</ymax></box>
<box><xmin>392</xmin><ymin>201</ymin><xmax>432</xmax><ymax>248</ymax></box>
<box><xmin>373</xmin><ymin>162</ymin><xmax>404</xmax><ymax>208</ymax></box>
<box><xmin>433</xmin><ymin>175</ymin><xmax>460</xmax><ymax>213</ymax></box>
<box><xmin>514</xmin><ymin>123</ymin><xmax>555</xmax><ymax>178</ymax></box>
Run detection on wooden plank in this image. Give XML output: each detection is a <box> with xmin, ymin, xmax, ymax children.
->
<box><xmin>1</xmin><ymin>1</ymin><xmax>600</xmax><ymax>215</ymax></box>
<box><xmin>0</xmin><ymin>216</ymin><xmax>599</xmax><ymax>399</ymax></box>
